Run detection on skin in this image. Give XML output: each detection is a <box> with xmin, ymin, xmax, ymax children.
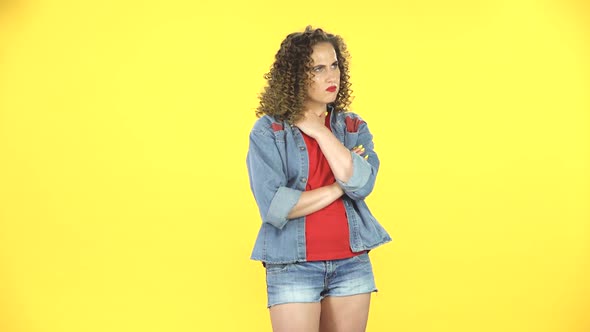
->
<box><xmin>288</xmin><ymin>41</ymin><xmax>359</xmax><ymax>219</ymax></box>
<box><xmin>270</xmin><ymin>295</ymin><xmax>371</xmax><ymax>332</ymax></box>
<box><xmin>272</xmin><ymin>42</ymin><xmax>372</xmax><ymax>332</ymax></box>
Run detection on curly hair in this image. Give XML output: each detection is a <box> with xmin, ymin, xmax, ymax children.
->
<box><xmin>256</xmin><ymin>26</ymin><xmax>353</xmax><ymax>123</ymax></box>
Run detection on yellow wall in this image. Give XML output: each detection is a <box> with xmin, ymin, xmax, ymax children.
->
<box><xmin>1</xmin><ymin>0</ymin><xmax>589</xmax><ymax>331</ymax></box>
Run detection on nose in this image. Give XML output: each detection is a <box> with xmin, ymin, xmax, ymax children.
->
<box><xmin>327</xmin><ymin>68</ymin><xmax>339</xmax><ymax>84</ymax></box>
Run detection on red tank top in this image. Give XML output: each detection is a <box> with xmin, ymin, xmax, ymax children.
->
<box><xmin>301</xmin><ymin>111</ymin><xmax>362</xmax><ymax>261</ymax></box>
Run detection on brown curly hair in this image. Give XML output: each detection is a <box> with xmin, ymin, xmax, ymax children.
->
<box><xmin>256</xmin><ymin>26</ymin><xmax>353</xmax><ymax>123</ymax></box>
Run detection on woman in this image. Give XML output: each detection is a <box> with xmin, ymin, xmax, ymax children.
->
<box><xmin>246</xmin><ymin>26</ymin><xmax>391</xmax><ymax>332</ymax></box>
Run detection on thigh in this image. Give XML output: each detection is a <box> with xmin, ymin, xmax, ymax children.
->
<box><xmin>270</xmin><ymin>302</ymin><xmax>321</xmax><ymax>332</ymax></box>
<box><xmin>319</xmin><ymin>293</ymin><xmax>371</xmax><ymax>332</ymax></box>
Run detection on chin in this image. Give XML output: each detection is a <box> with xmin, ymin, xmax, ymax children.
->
<box><xmin>308</xmin><ymin>96</ymin><xmax>337</xmax><ymax>106</ymax></box>
<box><xmin>322</xmin><ymin>96</ymin><xmax>337</xmax><ymax>104</ymax></box>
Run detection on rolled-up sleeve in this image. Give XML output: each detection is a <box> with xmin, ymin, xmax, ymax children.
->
<box><xmin>266</xmin><ymin>186</ymin><xmax>302</xmax><ymax>229</ymax></box>
<box><xmin>336</xmin><ymin>152</ymin><xmax>371</xmax><ymax>191</ymax></box>
<box><xmin>336</xmin><ymin>120</ymin><xmax>380</xmax><ymax>201</ymax></box>
<box><xmin>246</xmin><ymin>129</ymin><xmax>302</xmax><ymax>229</ymax></box>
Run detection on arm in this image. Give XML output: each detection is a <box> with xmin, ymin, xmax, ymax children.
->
<box><xmin>287</xmin><ymin>182</ymin><xmax>343</xmax><ymax>219</ymax></box>
<box><xmin>247</xmin><ymin>128</ymin><xmax>343</xmax><ymax>229</ymax></box>
<box><xmin>295</xmin><ymin>112</ymin><xmax>354</xmax><ymax>183</ymax></box>
<box><xmin>337</xmin><ymin>120</ymin><xmax>380</xmax><ymax>201</ymax></box>
<box><xmin>313</xmin><ymin>128</ymin><xmax>354</xmax><ymax>183</ymax></box>
<box><xmin>296</xmin><ymin>112</ymin><xmax>379</xmax><ymax>201</ymax></box>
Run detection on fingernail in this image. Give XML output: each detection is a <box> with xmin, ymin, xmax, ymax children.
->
<box><xmin>358</xmin><ymin>144</ymin><xmax>363</xmax><ymax>149</ymax></box>
<box><xmin>364</xmin><ymin>155</ymin><xmax>369</xmax><ymax>160</ymax></box>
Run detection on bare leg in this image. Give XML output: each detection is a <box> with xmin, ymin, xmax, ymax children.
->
<box><xmin>270</xmin><ymin>302</ymin><xmax>322</xmax><ymax>332</ymax></box>
<box><xmin>319</xmin><ymin>293</ymin><xmax>371</xmax><ymax>332</ymax></box>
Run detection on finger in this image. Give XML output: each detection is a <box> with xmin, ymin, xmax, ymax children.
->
<box><xmin>351</xmin><ymin>149</ymin><xmax>365</xmax><ymax>156</ymax></box>
<box><xmin>351</xmin><ymin>145</ymin><xmax>366</xmax><ymax>154</ymax></box>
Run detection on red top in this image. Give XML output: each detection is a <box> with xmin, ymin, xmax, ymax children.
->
<box><xmin>301</xmin><ymin>111</ymin><xmax>362</xmax><ymax>261</ymax></box>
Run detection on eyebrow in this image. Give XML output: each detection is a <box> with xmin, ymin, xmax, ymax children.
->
<box><xmin>313</xmin><ymin>61</ymin><xmax>339</xmax><ymax>69</ymax></box>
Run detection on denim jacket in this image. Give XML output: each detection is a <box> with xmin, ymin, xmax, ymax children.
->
<box><xmin>246</xmin><ymin>106</ymin><xmax>392</xmax><ymax>263</ymax></box>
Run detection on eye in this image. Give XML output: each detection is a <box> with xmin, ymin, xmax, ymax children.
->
<box><xmin>331</xmin><ymin>62</ymin><xmax>339</xmax><ymax>69</ymax></box>
<box><xmin>313</xmin><ymin>66</ymin><xmax>323</xmax><ymax>72</ymax></box>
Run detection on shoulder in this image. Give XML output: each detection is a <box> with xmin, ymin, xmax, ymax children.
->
<box><xmin>334</xmin><ymin>110</ymin><xmax>366</xmax><ymax>122</ymax></box>
<box><xmin>250</xmin><ymin>115</ymin><xmax>287</xmax><ymax>137</ymax></box>
<box><xmin>338</xmin><ymin>110</ymin><xmax>362</xmax><ymax>118</ymax></box>
<box><xmin>335</xmin><ymin>111</ymin><xmax>368</xmax><ymax>133</ymax></box>
<box><xmin>250</xmin><ymin>115</ymin><xmax>288</xmax><ymax>138</ymax></box>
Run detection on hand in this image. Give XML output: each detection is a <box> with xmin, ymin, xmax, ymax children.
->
<box><xmin>351</xmin><ymin>145</ymin><xmax>369</xmax><ymax>160</ymax></box>
<box><xmin>294</xmin><ymin>111</ymin><xmax>329</xmax><ymax>139</ymax></box>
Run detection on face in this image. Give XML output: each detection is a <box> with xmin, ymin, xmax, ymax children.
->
<box><xmin>305</xmin><ymin>42</ymin><xmax>340</xmax><ymax>109</ymax></box>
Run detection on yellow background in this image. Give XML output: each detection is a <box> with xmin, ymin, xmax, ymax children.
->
<box><xmin>1</xmin><ymin>0</ymin><xmax>589</xmax><ymax>331</ymax></box>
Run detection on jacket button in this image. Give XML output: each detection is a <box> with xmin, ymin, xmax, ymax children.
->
<box><xmin>301</xmin><ymin>178</ymin><xmax>307</xmax><ymax>182</ymax></box>
<box><xmin>299</xmin><ymin>146</ymin><xmax>305</xmax><ymax>150</ymax></box>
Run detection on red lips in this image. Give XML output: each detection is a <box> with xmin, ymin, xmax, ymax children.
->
<box><xmin>326</xmin><ymin>86</ymin><xmax>337</xmax><ymax>92</ymax></box>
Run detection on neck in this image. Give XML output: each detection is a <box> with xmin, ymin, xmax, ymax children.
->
<box><xmin>304</xmin><ymin>101</ymin><xmax>328</xmax><ymax>117</ymax></box>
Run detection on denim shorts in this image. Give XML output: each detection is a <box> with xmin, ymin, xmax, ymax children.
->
<box><xmin>265</xmin><ymin>252</ymin><xmax>377</xmax><ymax>308</ymax></box>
